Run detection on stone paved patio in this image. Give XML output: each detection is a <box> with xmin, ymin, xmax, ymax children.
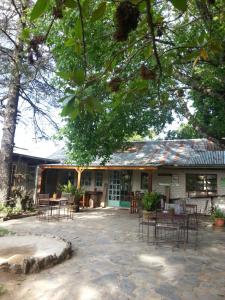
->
<box><xmin>0</xmin><ymin>208</ymin><xmax>225</xmax><ymax>300</ymax></box>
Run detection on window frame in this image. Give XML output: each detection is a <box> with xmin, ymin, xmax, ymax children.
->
<box><xmin>186</xmin><ymin>174</ymin><xmax>217</xmax><ymax>196</ymax></box>
<box><xmin>95</xmin><ymin>171</ymin><xmax>103</xmax><ymax>187</ymax></box>
<box><xmin>81</xmin><ymin>171</ymin><xmax>92</xmax><ymax>186</ymax></box>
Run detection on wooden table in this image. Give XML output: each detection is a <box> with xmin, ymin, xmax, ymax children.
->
<box><xmin>49</xmin><ymin>198</ymin><xmax>70</xmax><ymax>219</ymax></box>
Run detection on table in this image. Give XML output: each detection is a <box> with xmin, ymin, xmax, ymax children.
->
<box><xmin>49</xmin><ymin>198</ymin><xmax>71</xmax><ymax>219</ymax></box>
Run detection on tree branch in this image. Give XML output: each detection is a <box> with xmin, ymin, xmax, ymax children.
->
<box><xmin>77</xmin><ymin>0</ymin><xmax>87</xmax><ymax>77</ymax></box>
<box><xmin>145</xmin><ymin>0</ymin><xmax>162</xmax><ymax>76</ymax></box>
<box><xmin>0</xmin><ymin>28</ymin><xmax>17</xmax><ymax>47</ymax></box>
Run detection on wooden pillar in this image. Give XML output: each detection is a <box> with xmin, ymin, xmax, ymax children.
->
<box><xmin>148</xmin><ymin>172</ymin><xmax>152</xmax><ymax>192</ymax></box>
<box><xmin>35</xmin><ymin>166</ymin><xmax>44</xmax><ymax>205</ymax></box>
<box><xmin>75</xmin><ymin>167</ymin><xmax>85</xmax><ymax>189</ymax></box>
<box><xmin>75</xmin><ymin>167</ymin><xmax>85</xmax><ymax>208</ymax></box>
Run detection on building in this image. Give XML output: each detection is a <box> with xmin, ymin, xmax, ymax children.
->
<box><xmin>11</xmin><ymin>152</ymin><xmax>58</xmax><ymax>195</ymax></box>
<box><xmin>38</xmin><ymin>139</ymin><xmax>225</xmax><ymax>213</ymax></box>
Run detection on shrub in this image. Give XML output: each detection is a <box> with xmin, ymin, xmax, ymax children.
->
<box><xmin>212</xmin><ymin>207</ymin><xmax>225</xmax><ymax>220</ymax></box>
<box><xmin>142</xmin><ymin>192</ymin><xmax>161</xmax><ymax>211</ymax></box>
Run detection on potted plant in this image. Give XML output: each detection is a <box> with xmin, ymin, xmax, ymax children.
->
<box><xmin>212</xmin><ymin>207</ymin><xmax>225</xmax><ymax>227</ymax></box>
<box><xmin>142</xmin><ymin>192</ymin><xmax>161</xmax><ymax>219</ymax></box>
<box><xmin>59</xmin><ymin>181</ymin><xmax>84</xmax><ymax>212</ymax></box>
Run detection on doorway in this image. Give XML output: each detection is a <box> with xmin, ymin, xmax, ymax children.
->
<box><xmin>108</xmin><ymin>171</ymin><xmax>132</xmax><ymax>207</ymax></box>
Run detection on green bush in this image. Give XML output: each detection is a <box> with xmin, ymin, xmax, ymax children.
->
<box><xmin>142</xmin><ymin>192</ymin><xmax>161</xmax><ymax>211</ymax></box>
<box><xmin>58</xmin><ymin>181</ymin><xmax>83</xmax><ymax>199</ymax></box>
<box><xmin>0</xmin><ymin>204</ymin><xmax>23</xmax><ymax>216</ymax></box>
<box><xmin>212</xmin><ymin>207</ymin><xmax>225</xmax><ymax>220</ymax></box>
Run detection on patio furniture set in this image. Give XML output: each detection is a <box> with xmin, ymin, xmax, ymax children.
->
<box><xmin>138</xmin><ymin>202</ymin><xmax>199</xmax><ymax>250</ymax></box>
<box><xmin>37</xmin><ymin>193</ymin><xmax>74</xmax><ymax>221</ymax></box>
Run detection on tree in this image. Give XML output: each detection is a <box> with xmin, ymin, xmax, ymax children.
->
<box><xmin>31</xmin><ymin>0</ymin><xmax>225</xmax><ymax>164</ymax></box>
<box><xmin>166</xmin><ymin>124</ymin><xmax>203</xmax><ymax>140</ymax></box>
<box><xmin>0</xmin><ymin>0</ymin><xmax>60</xmax><ymax>204</ymax></box>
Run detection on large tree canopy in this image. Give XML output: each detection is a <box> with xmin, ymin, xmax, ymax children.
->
<box><xmin>31</xmin><ymin>0</ymin><xmax>225</xmax><ymax>164</ymax></box>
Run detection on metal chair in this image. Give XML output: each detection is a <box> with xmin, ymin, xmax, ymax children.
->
<box><xmin>185</xmin><ymin>204</ymin><xmax>199</xmax><ymax>249</ymax></box>
<box><xmin>155</xmin><ymin>211</ymin><xmax>188</xmax><ymax>250</ymax></box>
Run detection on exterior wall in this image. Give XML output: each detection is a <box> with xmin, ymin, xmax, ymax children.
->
<box><xmin>12</xmin><ymin>159</ymin><xmax>36</xmax><ymax>192</ymax></box>
<box><xmin>58</xmin><ymin>168</ymin><xmax>225</xmax><ymax>200</ymax></box>
<box><xmin>81</xmin><ymin>170</ymin><xmax>109</xmax><ymax>192</ymax></box>
<box><xmin>152</xmin><ymin>168</ymin><xmax>225</xmax><ymax>199</ymax></box>
<box><xmin>42</xmin><ymin>167</ymin><xmax>225</xmax><ymax>212</ymax></box>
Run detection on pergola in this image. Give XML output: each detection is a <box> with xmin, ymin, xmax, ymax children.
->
<box><xmin>37</xmin><ymin>164</ymin><xmax>158</xmax><ymax>191</ymax></box>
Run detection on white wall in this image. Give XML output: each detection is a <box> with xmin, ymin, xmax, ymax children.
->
<box><xmin>126</xmin><ymin>168</ymin><xmax>225</xmax><ymax>199</ymax></box>
<box><xmin>80</xmin><ymin>168</ymin><xmax>225</xmax><ymax>199</ymax></box>
<box><xmin>152</xmin><ymin>168</ymin><xmax>225</xmax><ymax>199</ymax></box>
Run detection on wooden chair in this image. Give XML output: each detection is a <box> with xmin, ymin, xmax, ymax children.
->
<box><xmin>37</xmin><ymin>194</ymin><xmax>50</xmax><ymax>220</ymax></box>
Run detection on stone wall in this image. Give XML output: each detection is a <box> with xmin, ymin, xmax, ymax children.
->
<box><xmin>0</xmin><ymin>234</ymin><xmax>72</xmax><ymax>275</ymax></box>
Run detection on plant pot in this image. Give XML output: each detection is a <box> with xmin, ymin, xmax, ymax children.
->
<box><xmin>143</xmin><ymin>210</ymin><xmax>155</xmax><ymax>220</ymax></box>
<box><xmin>214</xmin><ymin>218</ymin><xmax>225</xmax><ymax>227</ymax></box>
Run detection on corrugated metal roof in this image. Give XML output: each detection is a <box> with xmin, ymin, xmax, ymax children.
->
<box><xmin>49</xmin><ymin>139</ymin><xmax>225</xmax><ymax>167</ymax></box>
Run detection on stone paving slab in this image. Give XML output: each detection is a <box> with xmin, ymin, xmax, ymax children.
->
<box><xmin>0</xmin><ymin>208</ymin><xmax>225</xmax><ymax>300</ymax></box>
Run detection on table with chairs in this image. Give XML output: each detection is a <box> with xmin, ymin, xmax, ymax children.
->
<box><xmin>37</xmin><ymin>193</ymin><xmax>74</xmax><ymax>221</ymax></box>
<box><xmin>138</xmin><ymin>201</ymin><xmax>199</xmax><ymax>249</ymax></box>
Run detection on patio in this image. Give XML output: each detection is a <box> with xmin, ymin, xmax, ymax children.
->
<box><xmin>0</xmin><ymin>208</ymin><xmax>225</xmax><ymax>300</ymax></box>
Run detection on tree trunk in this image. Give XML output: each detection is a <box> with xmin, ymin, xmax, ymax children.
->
<box><xmin>0</xmin><ymin>47</ymin><xmax>21</xmax><ymax>204</ymax></box>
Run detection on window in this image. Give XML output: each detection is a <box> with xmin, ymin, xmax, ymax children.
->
<box><xmin>81</xmin><ymin>171</ymin><xmax>92</xmax><ymax>186</ymax></box>
<box><xmin>95</xmin><ymin>171</ymin><xmax>103</xmax><ymax>187</ymax></box>
<box><xmin>141</xmin><ymin>172</ymin><xmax>148</xmax><ymax>190</ymax></box>
<box><xmin>186</xmin><ymin>174</ymin><xmax>217</xmax><ymax>196</ymax></box>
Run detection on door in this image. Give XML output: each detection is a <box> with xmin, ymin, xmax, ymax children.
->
<box><xmin>108</xmin><ymin>171</ymin><xmax>121</xmax><ymax>207</ymax></box>
<box><xmin>120</xmin><ymin>171</ymin><xmax>132</xmax><ymax>207</ymax></box>
<box><xmin>108</xmin><ymin>171</ymin><xmax>132</xmax><ymax>207</ymax></box>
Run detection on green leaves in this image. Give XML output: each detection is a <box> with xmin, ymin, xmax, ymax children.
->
<box><xmin>61</xmin><ymin>95</ymin><xmax>76</xmax><ymax>117</ymax></box>
<box><xmin>30</xmin><ymin>0</ymin><xmax>50</xmax><ymax>21</ymax></box>
<box><xmin>61</xmin><ymin>94</ymin><xmax>102</xmax><ymax>120</ymax></box>
<box><xmin>64</xmin><ymin>0</ymin><xmax>77</xmax><ymax>9</ymax></box>
<box><xmin>91</xmin><ymin>2</ymin><xmax>107</xmax><ymax>22</ymax></box>
<box><xmin>58</xmin><ymin>69</ymin><xmax>85</xmax><ymax>85</ymax></box>
<box><xmin>170</xmin><ymin>0</ymin><xmax>187</xmax><ymax>11</ymax></box>
<box><xmin>21</xmin><ymin>28</ymin><xmax>30</xmax><ymax>41</ymax></box>
<box><xmin>72</xmin><ymin>69</ymin><xmax>85</xmax><ymax>85</ymax></box>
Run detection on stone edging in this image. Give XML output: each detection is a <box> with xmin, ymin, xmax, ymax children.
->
<box><xmin>0</xmin><ymin>233</ymin><xmax>73</xmax><ymax>274</ymax></box>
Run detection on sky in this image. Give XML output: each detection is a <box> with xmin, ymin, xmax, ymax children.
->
<box><xmin>0</xmin><ymin>118</ymin><xmax>63</xmax><ymax>158</ymax></box>
<box><xmin>0</xmin><ymin>115</ymin><xmax>183</xmax><ymax>159</ymax></box>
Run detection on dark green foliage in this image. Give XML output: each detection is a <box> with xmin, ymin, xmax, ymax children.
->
<box><xmin>212</xmin><ymin>207</ymin><xmax>225</xmax><ymax>220</ymax></box>
<box><xmin>30</xmin><ymin>0</ymin><xmax>225</xmax><ymax>164</ymax></box>
<box><xmin>166</xmin><ymin>124</ymin><xmax>203</xmax><ymax>140</ymax></box>
<box><xmin>142</xmin><ymin>192</ymin><xmax>161</xmax><ymax>211</ymax></box>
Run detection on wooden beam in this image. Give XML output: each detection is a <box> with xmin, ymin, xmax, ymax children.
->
<box><xmin>40</xmin><ymin>164</ymin><xmax>158</xmax><ymax>171</ymax></box>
